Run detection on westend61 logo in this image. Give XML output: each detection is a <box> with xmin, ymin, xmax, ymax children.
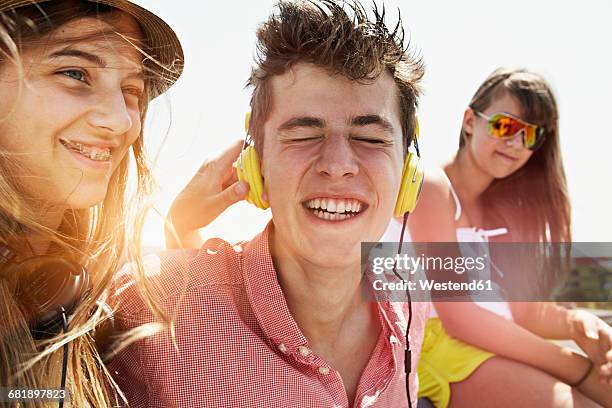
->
<box><xmin>371</xmin><ymin>276</ymin><xmax>494</xmax><ymax>293</ymax></box>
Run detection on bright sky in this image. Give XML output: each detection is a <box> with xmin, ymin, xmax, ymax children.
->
<box><xmin>137</xmin><ymin>0</ymin><xmax>612</xmax><ymax>247</ymax></box>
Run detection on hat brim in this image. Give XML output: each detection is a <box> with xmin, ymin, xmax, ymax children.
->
<box><xmin>0</xmin><ymin>0</ymin><xmax>184</xmax><ymax>98</ymax></box>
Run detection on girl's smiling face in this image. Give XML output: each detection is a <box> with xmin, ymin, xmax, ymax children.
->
<box><xmin>0</xmin><ymin>12</ymin><xmax>145</xmax><ymax>212</ymax></box>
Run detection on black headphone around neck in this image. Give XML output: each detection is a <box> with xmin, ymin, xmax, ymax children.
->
<box><xmin>0</xmin><ymin>243</ymin><xmax>92</xmax><ymax>408</ymax></box>
<box><xmin>0</xmin><ymin>243</ymin><xmax>91</xmax><ymax>339</ymax></box>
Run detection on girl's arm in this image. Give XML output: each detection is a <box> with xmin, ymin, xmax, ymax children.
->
<box><xmin>511</xmin><ymin>302</ymin><xmax>573</xmax><ymax>339</ymax></box>
<box><xmin>512</xmin><ymin>302</ymin><xmax>612</xmax><ymax>343</ymax></box>
<box><xmin>512</xmin><ymin>302</ymin><xmax>612</xmax><ymax>384</ymax></box>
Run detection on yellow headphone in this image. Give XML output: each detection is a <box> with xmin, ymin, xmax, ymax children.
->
<box><xmin>236</xmin><ymin>112</ymin><xmax>424</xmax><ymax>217</ymax></box>
<box><xmin>236</xmin><ymin>112</ymin><xmax>269</xmax><ymax>209</ymax></box>
<box><xmin>394</xmin><ymin>118</ymin><xmax>424</xmax><ymax>216</ymax></box>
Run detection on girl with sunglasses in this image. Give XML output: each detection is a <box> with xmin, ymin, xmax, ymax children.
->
<box><xmin>408</xmin><ymin>68</ymin><xmax>612</xmax><ymax>407</ymax></box>
<box><xmin>0</xmin><ymin>1</ymin><xmax>183</xmax><ymax>406</ymax></box>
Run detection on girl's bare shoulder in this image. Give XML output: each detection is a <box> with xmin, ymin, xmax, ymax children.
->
<box><xmin>415</xmin><ymin>165</ymin><xmax>455</xmax><ymax>217</ymax></box>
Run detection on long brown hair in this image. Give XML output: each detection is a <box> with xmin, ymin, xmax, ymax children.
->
<box><xmin>0</xmin><ymin>2</ymin><xmax>176</xmax><ymax>406</ymax></box>
<box><xmin>460</xmin><ymin>68</ymin><xmax>571</xmax><ymax>295</ymax></box>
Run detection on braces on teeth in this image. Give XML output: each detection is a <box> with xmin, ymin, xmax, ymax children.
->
<box><xmin>61</xmin><ymin>139</ymin><xmax>112</xmax><ymax>161</ymax></box>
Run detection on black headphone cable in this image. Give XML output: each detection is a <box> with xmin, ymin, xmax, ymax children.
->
<box><xmin>391</xmin><ymin>211</ymin><xmax>412</xmax><ymax>408</ymax></box>
<box><xmin>58</xmin><ymin>308</ymin><xmax>68</xmax><ymax>408</ymax></box>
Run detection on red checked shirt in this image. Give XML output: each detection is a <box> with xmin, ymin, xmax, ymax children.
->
<box><xmin>108</xmin><ymin>223</ymin><xmax>429</xmax><ymax>408</ymax></box>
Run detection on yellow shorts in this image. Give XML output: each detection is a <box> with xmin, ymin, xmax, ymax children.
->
<box><xmin>417</xmin><ymin>318</ymin><xmax>495</xmax><ymax>408</ymax></box>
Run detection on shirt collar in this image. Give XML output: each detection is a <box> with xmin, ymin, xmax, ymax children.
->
<box><xmin>242</xmin><ymin>221</ymin><xmax>406</xmax><ymax>350</ymax></box>
<box><xmin>243</xmin><ymin>222</ymin><xmax>308</xmax><ymax>351</ymax></box>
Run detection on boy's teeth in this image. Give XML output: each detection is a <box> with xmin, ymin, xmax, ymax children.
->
<box><xmin>306</xmin><ymin>197</ymin><xmax>365</xmax><ymax>220</ymax></box>
<box><xmin>313</xmin><ymin>208</ymin><xmax>354</xmax><ymax>221</ymax></box>
<box><xmin>336</xmin><ymin>201</ymin><xmax>345</xmax><ymax>214</ymax></box>
<box><xmin>327</xmin><ymin>201</ymin><xmax>337</xmax><ymax>213</ymax></box>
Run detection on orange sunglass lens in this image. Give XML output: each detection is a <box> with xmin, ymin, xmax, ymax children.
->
<box><xmin>486</xmin><ymin>113</ymin><xmax>543</xmax><ymax>150</ymax></box>
<box><xmin>489</xmin><ymin>115</ymin><xmax>524</xmax><ymax>138</ymax></box>
<box><xmin>524</xmin><ymin>126</ymin><xmax>545</xmax><ymax>149</ymax></box>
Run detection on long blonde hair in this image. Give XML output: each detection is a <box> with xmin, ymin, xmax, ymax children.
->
<box><xmin>0</xmin><ymin>2</ymin><xmax>177</xmax><ymax>406</ymax></box>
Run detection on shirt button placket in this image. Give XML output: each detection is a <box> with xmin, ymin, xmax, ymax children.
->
<box><xmin>298</xmin><ymin>345</ymin><xmax>310</xmax><ymax>357</ymax></box>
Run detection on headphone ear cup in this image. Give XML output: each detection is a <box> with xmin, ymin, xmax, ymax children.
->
<box><xmin>236</xmin><ymin>145</ymin><xmax>269</xmax><ymax>210</ymax></box>
<box><xmin>394</xmin><ymin>152</ymin><xmax>424</xmax><ymax>217</ymax></box>
<box><xmin>13</xmin><ymin>256</ymin><xmax>90</xmax><ymax>338</ymax></box>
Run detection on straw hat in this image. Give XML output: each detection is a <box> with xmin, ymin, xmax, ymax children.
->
<box><xmin>0</xmin><ymin>0</ymin><xmax>184</xmax><ymax>97</ymax></box>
